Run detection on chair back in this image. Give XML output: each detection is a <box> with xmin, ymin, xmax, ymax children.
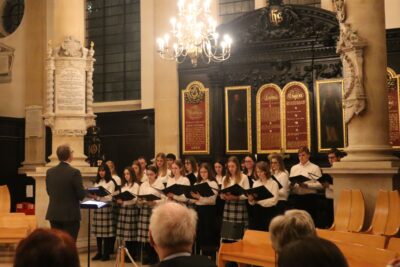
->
<box><xmin>0</xmin><ymin>185</ymin><xmax>11</xmax><ymax>213</ymax></box>
<box><xmin>368</xmin><ymin>190</ymin><xmax>389</xmax><ymax>235</ymax></box>
<box><xmin>333</xmin><ymin>189</ymin><xmax>352</xmax><ymax>231</ymax></box>
<box><xmin>384</xmin><ymin>190</ymin><xmax>400</xmax><ymax>236</ymax></box>
<box><xmin>348</xmin><ymin>189</ymin><xmax>365</xmax><ymax>232</ymax></box>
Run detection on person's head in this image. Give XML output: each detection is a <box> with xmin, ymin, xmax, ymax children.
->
<box><xmin>56</xmin><ymin>144</ymin><xmax>73</xmax><ymax>162</ymax></box>
<box><xmin>132</xmin><ymin>160</ymin><xmax>143</xmax><ymax>178</ymax></box>
<box><xmin>269</xmin><ymin>209</ymin><xmax>316</xmax><ymax>253</ymax></box>
<box><xmin>214</xmin><ymin>158</ymin><xmax>226</xmax><ymax>176</ymax></box>
<box><xmin>197</xmin><ymin>162</ymin><xmax>216</xmax><ymax>183</ymax></box>
<box><xmin>122</xmin><ymin>166</ymin><xmax>138</xmax><ymax>186</ymax></box>
<box><xmin>269</xmin><ymin>153</ymin><xmax>286</xmax><ymax>172</ymax></box>
<box><xmin>244</xmin><ymin>154</ymin><xmax>256</xmax><ymax>173</ymax></box>
<box><xmin>297</xmin><ymin>146</ymin><xmax>311</xmax><ymax>165</ymax></box>
<box><xmin>278</xmin><ymin>237</ymin><xmax>348</xmax><ymax>267</ymax></box>
<box><xmin>146</xmin><ymin>165</ymin><xmax>158</xmax><ymax>183</ymax></box>
<box><xmin>184</xmin><ymin>156</ymin><xmax>197</xmax><ymax>174</ymax></box>
<box><xmin>96</xmin><ymin>163</ymin><xmax>112</xmax><ymax>184</ymax></box>
<box><xmin>328</xmin><ymin>148</ymin><xmax>342</xmax><ymax>166</ymax></box>
<box><xmin>224</xmin><ymin>156</ymin><xmax>242</xmax><ymax>187</ymax></box>
<box><xmin>155</xmin><ymin>153</ymin><xmax>167</xmax><ymax>169</ymax></box>
<box><xmin>138</xmin><ymin>156</ymin><xmax>147</xmax><ymax>170</ymax></box>
<box><xmin>171</xmin><ymin>160</ymin><xmax>185</xmax><ymax>177</ymax></box>
<box><xmin>149</xmin><ymin>202</ymin><xmax>198</xmax><ymax>260</ymax></box>
<box><xmin>254</xmin><ymin>161</ymin><xmax>271</xmax><ymax>181</ymax></box>
<box><xmin>240</xmin><ymin>158</ymin><xmax>246</xmax><ymax>171</ymax></box>
<box><xmin>105</xmin><ymin>160</ymin><xmax>116</xmax><ymax>175</ymax></box>
<box><xmin>166</xmin><ymin>153</ymin><xmax>176</xmax><ymax>169</ymax></box>
<box><xmin>13</xmin><ymin>228</ymin><xmax>80</xmax><ymax>267</ymax></box>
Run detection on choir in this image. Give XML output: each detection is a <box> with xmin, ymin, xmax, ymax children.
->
<box><xmin>88</xmin><ymin>146</ymin><xmax>334</xmax><ymax>263</ymax></box>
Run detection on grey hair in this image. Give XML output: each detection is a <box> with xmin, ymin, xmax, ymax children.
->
<box><xmin>269</xmin><ymin>209</ymin><xmax>316</xmax><ymax>253</ymax></box>
<box><xmin>149</xmin><ymin>202</ymin><xmax>198</xmax><ymax>249</ymax></box>
<box><xmin>56</xmin><ymin>144</ymin><xmax>72</xmax><ymax>162</ymax></box>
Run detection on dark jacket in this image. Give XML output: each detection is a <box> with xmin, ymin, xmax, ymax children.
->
<box><xmin>45</xmin><ymin>161</ymin><xmax>86</xmax><ymax>221</ymax></box>
<box><xmin>153</xmin><ymin>255</ymin><xmax>216</xmax><ymax>267</ymax></box>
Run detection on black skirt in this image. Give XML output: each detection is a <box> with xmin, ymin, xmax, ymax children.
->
<box><xmin>250</xmin><ymin>204</ymin><xmax>278</xmax><ymax>231</ymax></box>
<box><xmin>196</xmin><ymin>205</ymin><xmax>218</xmax><ymax>248</ymax></box>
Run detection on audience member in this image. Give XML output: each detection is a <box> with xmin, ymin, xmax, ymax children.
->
<box><xmin>277</xmin><ymin>236</ymin><xmax>349</xmax><ymax>267</ymax></box>
<box><xmin>148</xmin><ymin>202</ymin><xmax>216</xmax><ymax>267</ymax></box>
<box><xmin>13</xmin><ymin>228</ymin><xmax>80</xmax><ymax>267</ymax></box>
<box><xmin>269</xmin><ymin>209</ymin><xmax>316</xmax><ymax>253</ymax></box>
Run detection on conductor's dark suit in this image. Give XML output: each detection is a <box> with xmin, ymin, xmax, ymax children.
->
<box><xmin>46</xmin><ymin>161</ymin><xmax>86</xmax><ymax>240</ymax></box>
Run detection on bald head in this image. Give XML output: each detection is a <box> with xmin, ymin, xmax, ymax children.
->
<box><xmin>149</xmin><ymin>202</ymin><xmax>197</xmax><ymax>250</ymax></box>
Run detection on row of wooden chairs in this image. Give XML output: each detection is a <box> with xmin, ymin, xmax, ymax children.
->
<box><xmin>331</xmin><ymin>189</ymin><xmax>400</xmax><ymax>236</ymax></box>
<box><xmin>0</xmin><ymin>185</ymin><xmax>37</xmax><ymax>245</ymax></box>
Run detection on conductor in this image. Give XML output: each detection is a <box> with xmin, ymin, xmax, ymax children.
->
<box><xmin>45</xmin><ymin>144</ymin><xmax>86</xmax><ymax>241</ymax></box>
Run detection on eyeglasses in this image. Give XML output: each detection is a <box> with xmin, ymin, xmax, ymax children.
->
<box><xmin>270</xmin><ymin>161</ymin><xmax>278</xmax><ymax>164</ymax></box>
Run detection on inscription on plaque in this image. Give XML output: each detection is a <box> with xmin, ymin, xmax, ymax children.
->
<box><xmin>283</xmin><ymin>82</ymin><xmax>310</xmax><ymax>152</ymax></box>
<box><xmin>182</xmin><ymin>81</ymin><xmax>209</xmax><ymax>154</ymax></box>
<box><xmin>55</xmin><ymin>67</ymin><xmax>85</xmax><ymax>114</ymax></box>
<box><xmin>257</xmin><ymin>84</ymin><xmax>282</xmax><ymax>153</ymax></box>
<box><xmin>387</xmin><ymin>68</ymin><xmax>400</xmax><ymax>148</ymax></box>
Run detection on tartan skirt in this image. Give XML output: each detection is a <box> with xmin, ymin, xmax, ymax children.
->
<box><xmin>116</xmin><ymin>205</ymin><xmax>139</xmax><ymax>241</ymax></box>
<box><xmin>137</xmin><ymin>205</ymin><xmax>152</xmax><ymax>243</ymax></box>
<box><xmin>223</xmin><ymin>199</ymin><xmax>249</xmax><ymax>225</ymax></box>
<box><xmin>92</xmin><ymin>206</ymin><xmax>115</xmax><ymax>237</ymax></box>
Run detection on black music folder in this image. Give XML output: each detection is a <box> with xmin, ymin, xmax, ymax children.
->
<box><xmin>87</xmin><ymin>186</ymin><xmax>111</xmax><ymax>197</ymax></box>
<box><xmin>183</xmin><ymin>182</ymin><xmax>217</xmax><ymax>199</ymax></box>
<box><xmin>289</xmin><ymin>175</ymin><xmax>311</xmax><ymax>185</ymax></box>
<box><xmin>220</xmin><ymin>184</ymin><xmax>245</xmax><ymax>196</ymax></box>
<box><xmin>80</xmin><ymin>200</ymin><xmax>109</xmax><ymax>209</ymax></box>
<box><xmin>271</xmin><ymin>175</ymin><xmax>283</xmax><ymax>189</ymax></box>
<box><xmin>317</xmin><ymin>174</ymin><xmax>333</xmax><ymax>185</ymax></box>
<box><xmin>113</xmin><ymin>191</ymin><xmax>136</xmax><ymax>201</ymax></box>
<box><xmin>138</xmin><ymin>194</ymin><xmax>161</xmax><ymax>201</ymax></box>
<box><xmin>162</xmin><ymin>184</ymin><xmax>187</xmax><ymax>195</ymax></box>
<box><xmin>245</xmin><ymin>186</ymin><xmax>274</xmax><ymax>201</ymax></box>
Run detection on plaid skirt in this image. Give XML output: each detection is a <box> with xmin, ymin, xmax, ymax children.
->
<box><xmin>223</xmin><ymin>199</ymin><xmax>249</xmax><ymax>225</ymax></box>
<box><xmin>137</xmin><ymin>205</ymin><xmax>152</xmax><ymax>243</ymax></box>
<box><xmin>116</xmin><ymin>205</ymin><xmax>139</xmax><ymax>241</ymax></box>
<box><xmin>92</xmin><ymin>206</ymin><xmax>115</xmax><ymax>237</ymax></box>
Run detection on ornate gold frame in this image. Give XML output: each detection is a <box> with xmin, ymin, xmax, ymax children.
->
<box><xmin>181</xmin><ymin>81</ymin><xmax>210</xmax><ymax>155</ymax></box>
<box><xmin>256</xmin><ymin>83</ymin><xmax>282</xmax><ymax>154</ymax></box>
<box><xmin>315</xmin><ymin>79</ymin><xmax>346</xmax><ymax>152</ymax></box>
<box><xmin>281</xmin><ymin>81</ymin><xmax>311</xmax><ymax>153</ymax></box>
<box><xmin>225</xmin><ymin>86</ymin><xmax>252</xmax><ymax>154</ymax></box>
<box><xmin>387</xmin><ymin>67</ymin><xmax>400</xmax><ymax>149</ymax></box>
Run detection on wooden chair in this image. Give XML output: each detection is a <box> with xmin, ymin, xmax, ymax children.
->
<box><xmin>0</xmin><ymin>185</ymin><xmax>11</xmax><ymax>213</ymax></box>
<box><xmin>367</xmin><ymin>190</ymin><xmax>390</xmax><ymax>235</ymax></box>
<box><xmin>384</xmin><ymin>190</ymin><xmax>400</xmax><ymax>236</ymax></box>
<box><xmin>333</xmin><ymin>240</ymin><xmax>398</xmax><ymax>267</ymax></box>
<box><xmin>331</xmin><ymin>189</ymin><xmax>352</xmax><ymax>231</ymax></box>
<box><xmin>348</xmin><ymin>189</ymin><xmax>365</xmax><ymax>232</ymax></box>
<box><xmin>218</xmin><ymin>230</ymin><xmax>275</xmax><ymax>267</ymax></box>
<box><xmin>387</xmin><ymin>237</ymin><xmax>400</xmax><ymax>252</ymax></box>
<box><xmin>316</xmin><ymin>229</ymin><xmax>386</xmax><ymax>248</ymax></box>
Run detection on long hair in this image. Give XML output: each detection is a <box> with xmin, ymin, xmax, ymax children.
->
<box><xmin>155</xmin><ymin>152</ymin><xmax>168</xmax><ymax>177</ymax></box>
<box><xmin>224</xmin><ymin>156</ymin><xmax>242</xmax><ymax>187</ymax></box>
<box><xmin>196</xmin><ymin>162</ymin><xmax>216</xmax><ymax>183</ymax></box>
<box><xmin>146</xmin><ymin>165</ymin><xmax>159</xmax><ymax>181</ymax></box>
<box><xmin>95</xmin><ymin>163</ymin><xmax>112</xmax><ymax>184</ymax></box>
<box><xmin>254</xmin><ymin>161</ymin><xmax>271</xmax><ymax>181</ymax></box>
<box><xmin>185</xmin><ymin>156</ymin><xmax>198</xmax><ymax>174</ymax></box>
<box><xmin>243</xmin><ymin>154</ymin><xmax>256</xmax><ymax>175</ymax></box>
<box><xmin>132</xmin><ymin>160</ymin><xmax>143</xmax><ymax>180</ymax></box>
<box><xmin>214</xmin><ymin>158</ymin><xmax>226</xmax><ymax>176</ymax></box>
<box><xmin>121</xmin><ymin>167</ymin><xmax>139</xmax><ymax>187</ymax></box>
<box><xmin>268</xmin><ymin>153</ymin><xmax>286</xmax><ymax>173</ymax></box>
<box><xmin>171</xmin><ymin>160</ymin><xmax>185</xmax><ymax>178</ymax></box>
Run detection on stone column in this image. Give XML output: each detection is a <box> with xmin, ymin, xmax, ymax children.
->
<box><xmin>324</xmin><ymin>0</ymin><xmax>400</xmax><ymax>227</ymax></box>
<box><xmin>255</xmin><ymin>0</ymin><xmax>266</xmax><ymax>9</ymax></box>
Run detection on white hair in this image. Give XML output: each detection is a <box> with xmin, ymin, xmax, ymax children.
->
<box><xmin>149</xmin><ymin>202</ymin><xmax>198</xmax><ymax>249</ymax></box>
<box><xmin>269</xmin><ymin>209</ymin><xmax>316</xmax><ymax>253</ymax></box>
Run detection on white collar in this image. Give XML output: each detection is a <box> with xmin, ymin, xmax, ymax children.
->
<box><xmin>163</xmin><ymin>252</ymin><xmax>191</xmax><ymax>261</ymax></box>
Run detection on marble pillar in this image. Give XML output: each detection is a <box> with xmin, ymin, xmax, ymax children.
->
<box><xmin>325</xmin><ymin>0</ymin><xmax>400</xmax><ymax>227</ymax></box>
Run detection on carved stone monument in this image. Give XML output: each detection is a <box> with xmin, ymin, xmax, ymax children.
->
<box><xmin>44</xmin><ymin>36</ymin><xmax>96</xmax><ymax>166</ymax></box>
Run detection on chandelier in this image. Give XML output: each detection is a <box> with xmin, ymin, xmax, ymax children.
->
<box><xmin>156</xmin><ymin>0</ymin><xmax>232</xmax><ymax>67</ymax></box>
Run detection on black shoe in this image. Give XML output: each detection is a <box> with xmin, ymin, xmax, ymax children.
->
<box><xmin>101</xmin><ymin>255</ymin><xmax>110</xmax><ymax>261</ymax></box>
<box><xmin>91</xmin><ymin>253</ymin><xmax>102</xmax><ymax>261</ymax></box>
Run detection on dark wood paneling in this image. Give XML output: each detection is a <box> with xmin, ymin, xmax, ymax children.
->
<box><xmin>85</xmin><ymin>109</ymin><xmax>155</xmax><ymax>176</ymax></box>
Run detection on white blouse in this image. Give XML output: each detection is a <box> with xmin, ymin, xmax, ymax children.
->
<box><xmin>138</xmin><ymin>180</ymin><xmax>164</xmax><ymax>204</ymax></box>
<box><xmin>221</xmin><ymin>173</ymin><xmax>250</xmax><ymax>200</ymax></box>
<box><xmin>290</xmin><ymin>161</ymin><xmax>323</xmax><ymax>195</ymax></box>
<box><xmin>272</xmin><ymin>170</ymin><xmax>289</xmax><ymax>201</ymax></box>
<box><xmin>94</xmin><ymin>179</ymin><xmax>115</xmax><ymax>202</ymax></box>
<box><xmin>215</xmin><ymin>175</ymin><xmax>224</xmax><ymax>186</ymax></box>
<box><xmin>119</xmin><ymin>183</ymin><xmax>139</xmax><ymax>206</ymax></box>
<box><xmin>248</xmin><ymin>179</ymin><xmax>279</xmax><ymax>208</ymax></box>
<box><xmin>192</xmin><ymin>180</ymin><xmax>219</xmax><ymax>206</ymax></box>
<box><xmin>166</xmin><ymin>175</ymin><xmax>190</xmax><ymax>203</ymax></box>
<box><xmin>112</xmin><ymin>175</ymin><xmax>122</xmax><ymax>186</ymax></box>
